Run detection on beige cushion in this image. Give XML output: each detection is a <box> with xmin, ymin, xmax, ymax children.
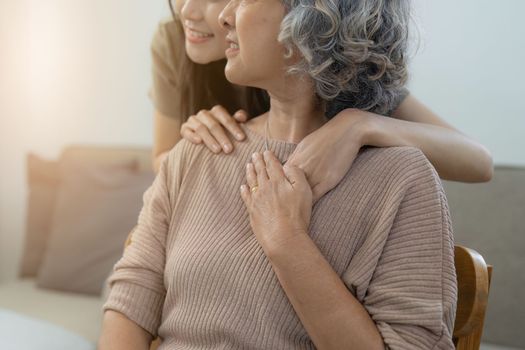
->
<box><xmin>59</xmin><ymin>145</ymin><xmax>153</xmax><ymax>173</ymax></box>
<box><xmin>36</xmin><ymin>157</ymin><xmax>155</xmax><ymax>296</ymax></box>
<box><xmin>19</xmin><ymin>154</ymin><xmax>60</xmax><ymax>277</ymax></box>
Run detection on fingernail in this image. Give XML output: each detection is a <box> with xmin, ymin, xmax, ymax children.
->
<box><xmin>252</xmin><ymin>152</ymin><xmax>258</xmax><ymax>160</ymax></box>
<box><xmin>236</xmin><ymin>133</ymin><xmax>244</xmax><ymax>140</ymax></box>
<box><xmin>223</xmin><ymin>143</ymin><xmax>231</xmax><ymax>152</ymax></box>
<box><xmin>213</xmin><ymin>145</ymin><xmax>220</xmax><ymax>152</ymax></box>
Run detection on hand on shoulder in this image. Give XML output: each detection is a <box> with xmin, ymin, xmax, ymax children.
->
<box><xmin>181</xmin><ymin>105</ymin><xmax>249</xmax><ymax>154</ymax></box>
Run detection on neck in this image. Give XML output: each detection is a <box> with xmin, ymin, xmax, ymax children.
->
<box><xmin>250</xmin><ymin>75</ymin><xmax>327</xmax><ymax>144</ymax></box>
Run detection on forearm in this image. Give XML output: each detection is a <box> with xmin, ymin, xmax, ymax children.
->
<box><xmin>364</xmin><ymin>114</ymin><xmax>493</xmax><ymax>182</ymax></box>
<box><xmin>152</xmin><ymin>109</ymin><xmax>182</xmax><ymax>173</ymax></box>
<box><xmin>267</xmin><ymin>233</ymin><xmax>384</xmax><ymax>350</ymax></box>
<box><xmin>98</xmin><ymin>310</ymin><xmax>153</xmax><ymax>350</ymax></box>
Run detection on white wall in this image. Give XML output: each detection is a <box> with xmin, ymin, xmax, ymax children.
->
<box><xmin>0</xmin><ymin>0</ymin><xmax>524</xmax><ymax>282</ymax></box>
<box><xmin>410</xmin><ymin>0</ymin><xmax>525</xmax><ymax>166</ymax></box>
<box><xmin>0</xmin><ymin>0</ymin><xmax>170</xmax><ymax>282</ymax></box>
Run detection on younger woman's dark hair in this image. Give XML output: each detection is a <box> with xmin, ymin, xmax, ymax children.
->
<box><xmin>167</xmin><ymin>0</ymin><xmax>269</xmax><ymax>122</ymax></box>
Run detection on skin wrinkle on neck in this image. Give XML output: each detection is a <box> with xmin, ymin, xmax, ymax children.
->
<box><xmin>247</xmin><ymin>75</ymin><xmax>328</xmax><ymax>145</ymax></box>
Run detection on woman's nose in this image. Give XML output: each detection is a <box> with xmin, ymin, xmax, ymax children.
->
<box><xmin>218</xmin><ymin>0</ymin><xmax>236</xmax><ymax>30</ymax></box>
<box><xmin>181</xmin><ymin>0</ymin><xmax>203</xmax><ymax>21</ymax></box>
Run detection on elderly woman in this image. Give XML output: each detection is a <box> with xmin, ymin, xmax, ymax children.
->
<box><xmin>99</xmin><ymin>0</ymin><xmax>457</xmax><ymax>349</ymax></box>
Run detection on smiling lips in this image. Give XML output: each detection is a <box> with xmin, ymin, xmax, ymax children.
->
<box><xmin>186</xmin><ymin>27</ymin><xmax>214</xmax><ymax>44</ymax></box>
<box><xmin>185</xmin><ymin>26</ymin><xmax>240</xmax><ymax>54</ymax></box>
<box><xmin>226</xmin><ymin>36</ymin><xmax>240</xmax><ymax>56</ymax></box>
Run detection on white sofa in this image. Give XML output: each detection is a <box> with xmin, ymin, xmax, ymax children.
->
<box><xmin>0</xmin><ymin>279</ymin><xmax>104</xmax><ymax>348</ymax></box>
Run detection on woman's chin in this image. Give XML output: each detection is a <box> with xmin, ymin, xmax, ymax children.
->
<box><xmin>224</xmin><ymin>64</ymin><xmax>244</xmax><ymax>85</ymax></box>
<box><xmin>225</xmin><ymin>60</ymin><xmax>267</xmax><ymax>90</ymax></box>
<box><xmin>224</xmin><ymin>72</ymin><xmax>241</xmax><ymax>85</ymax></box>
<box><xmin>185</xmin><ymin>44</ymin><xmax>225</xmax><ymax>65</ymax></box>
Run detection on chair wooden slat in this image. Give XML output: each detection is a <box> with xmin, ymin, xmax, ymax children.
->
<box><xmin>453</xmin><ymin>245</ymin><xmax>492</xmax><ymax>350</ymax></box>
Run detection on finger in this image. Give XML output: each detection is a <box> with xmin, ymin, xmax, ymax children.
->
<box><xmin>197</xmin><ymin>110</ymin><xmax>233</xmax><ymax>153</ymax></box>
<box><xmin>246</xmin><ymin>162</ymin><xmax>258</xmax><ymax>189</ymax></box>
<box><xmin>311</xmin><ymin>184</ymin><xmax>325</xmax><ymax>204</ymax></box>
<box><xmin>283</xmin><ymin>152</ymin><xmax>299</xmax><ymax>168</ymax></box>
<box><xmin>189</xmin><ymin>113</ymin><xmax>221</xmax><ymax>153</ymax></box>
<box><xmin>240</xmin><ymin>184</ymin><xmax>252</xmax><ymax>207</ymax></box>
<box><xmin>233</xmin><ymin>109</ymin><xmax>249</xmax><ymax>123</ymax></box>
<box><xmin>180</xmin><ymin>126</ymin><xmax>203</xmax><ymax>144</ymax></box>
<box><xmin>263</xmin><ymin>150</ymin><xmax>285</xmax><ymax>181</ymax></box>
<box><xmin>251</xmin><ymin>152</ymin><xmax>269</xmax><ymax>183</ymax></box>
<box><xmin>282</xmin><ymin>165</ymin><xmax>307</xmax><ymax>188</ymax></box>
<box><xmin>211</xmin><ymin>105</ymin><xmax>246</xmax><ymax>142</ymax></box>
<box><xmin>182</xmin><ymin>117</ymin><xmax>209</xmax><ymax>145</ymax></box>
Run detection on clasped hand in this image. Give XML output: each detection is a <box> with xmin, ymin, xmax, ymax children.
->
<box><xmin>240</xmin><ymin>150</ymin><xmax>312</xmax><ymax>256</ymax></box>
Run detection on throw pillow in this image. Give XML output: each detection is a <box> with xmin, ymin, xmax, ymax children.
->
<box><xmin>19</xmin><ymin>154</ymin><xmax>60</xmax><ymax>277</ymax></box>
<box><xmin>36</xmin><ymin>157</ymin><xmax>155</xmax><ymax>296</ymax></box>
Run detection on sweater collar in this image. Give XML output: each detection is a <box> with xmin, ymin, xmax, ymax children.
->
<box><xmin>239</xmin><ymin>123</ymin><xmax>298</xmax><ymax>164</ymax></box>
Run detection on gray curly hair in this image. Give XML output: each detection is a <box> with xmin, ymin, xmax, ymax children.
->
<box><xmin>278</xmin><ymin>0</ymin><xmax>411</xmax><ymax>118</ymax></box>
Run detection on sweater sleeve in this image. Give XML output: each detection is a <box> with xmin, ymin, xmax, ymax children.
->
<box><xmin>148</xmin><ymin>18</ymin><xmax>184</xmax><ymax>120</ymax></box>
<box><xmin>102</xmin><ymin>143</ymin><xmax>185</xmax><ymax>337</ymax></box>
<box><xmin>342</xmin><ymin>148</ymin><xmax>457</xmax><ymax>349</ymax></box>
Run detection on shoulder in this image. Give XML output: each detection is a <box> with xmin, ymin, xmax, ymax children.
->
<box><xmin>357</xmin><ymin>146</ymin><xmax>438</xmax><ymax>180</ymax></box>
<box><xmin>387</xmin><ymin>87</ymin><xmax>410</xmax><ymax>116</ymax></box>
<box><xmin>346</xmin><ymin>146</ymin><xmax>443</xmax><ymax>206</ymax></box>
<box><xmin>164</xmin><ymin>138</ymin><xmax>212</xmax><ymax>175</ymax></box>
<box><xmin>166</xmin><ymin>138</ymin><xmax>201</xmax><ymax>168</ymax></box>
<box><xmin>150</xmin><ymin>17</ymin><xmax>184</xmax><ymax>70</ymax></box>
<box><xmin>152</xmin><ymin>17</ymin><xmax>183</xmax><ymax>49</ymax></box>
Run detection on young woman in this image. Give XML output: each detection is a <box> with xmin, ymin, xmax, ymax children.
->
<box><xmin>151</xmin><ymin>0</ymin><xmax>493</xmax><ymax>203</ymax></box>
<box><xmin>99</xmin><ymin>0</ymin><xmax>456</xmax><ymax>348</ymax></box>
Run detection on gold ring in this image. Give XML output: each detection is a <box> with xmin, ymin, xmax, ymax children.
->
<box><xmin>251</xmin><ymin>185</ymin><xmax>258</xmax><ymax>193</ymax></box>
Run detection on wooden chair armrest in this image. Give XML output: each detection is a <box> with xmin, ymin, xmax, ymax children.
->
<box><xmin>453</xmin><ymin>245</ymin><xmax>490</xmax><ymax>337</ymax></box>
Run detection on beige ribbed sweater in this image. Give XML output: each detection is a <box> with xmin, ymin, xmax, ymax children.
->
<box><xmin>103</xmin><ymin>122</ymin><xmax>457</xmax><ymax>349</ymax></box>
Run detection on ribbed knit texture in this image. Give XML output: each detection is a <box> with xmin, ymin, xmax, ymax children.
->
<box><xmin>103</xmin><ymin>122</ymin><xmax>457</xmax><ymax>349</ymax></box>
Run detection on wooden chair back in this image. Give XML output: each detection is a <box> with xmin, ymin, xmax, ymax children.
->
<box><xmin>453</xmin><ymin>245</ymin><xmax>493</xmax><ymax>350</ymax></box>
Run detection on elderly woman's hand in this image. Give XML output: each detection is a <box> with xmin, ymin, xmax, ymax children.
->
<box><xmin>240</xmin><ymin>150</ymin><xmax>313</xmax><ymax>256</ymax></box>
<box><xmin>285</xmin><ymin>109</ymin><xmax>375</xmax><ymax>203</ymax></box>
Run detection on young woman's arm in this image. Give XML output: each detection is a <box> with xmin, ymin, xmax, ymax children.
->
<box><xmin>98</xmin><ymin>310</ymin><xmax>153</xmax><ymax>350</ymax></box>
<box><xmin>178</xmin><ymin>95</ymin><xmax>494</xmax><ymax>200</ymax></box>
<box><xmin>153</xmin><ymin>109</ymin><xmax>182</xmax><ymax>173</ymax></box>
<box><xmin>282</xmin><ymin>94</ymin><xmax>494</xmax><ymax>201</ymax></box>
<box><xmin>384</xmin><ymin>94</ymin><xmax>494</xmax><ymax>182</ymax></box>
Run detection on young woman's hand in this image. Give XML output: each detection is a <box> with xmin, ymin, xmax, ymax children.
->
<box><xmin>180</xmin><ymin>105</ymin><xmax>248</xmax><ymax>154</ymax></box>
<box><xmin>240</xmin><ymin>150</ymin><xmax>312</xmax><ymax>257</ymax></box>
<box><xmin>284</xmin><ymin>109</ymin><xmax>371</xmax><ymax>204</ymax></box>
